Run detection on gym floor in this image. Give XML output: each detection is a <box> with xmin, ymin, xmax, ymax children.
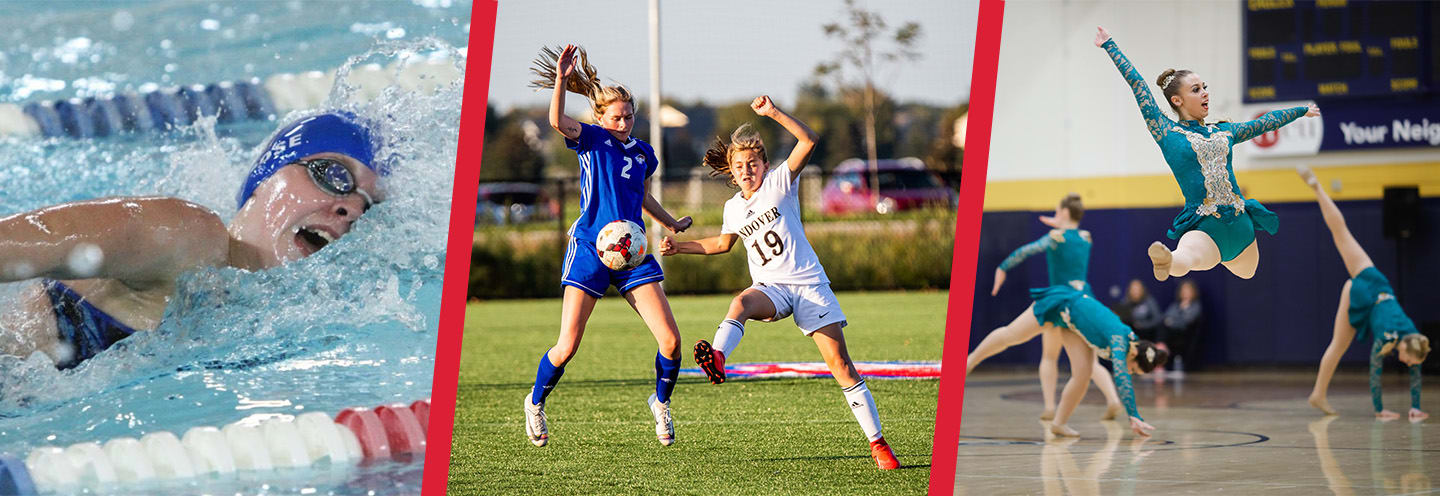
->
<box><xmin>953</xmin><ymin>370</ymin><xmax>1439</xmax><ymax>495</ymax></box>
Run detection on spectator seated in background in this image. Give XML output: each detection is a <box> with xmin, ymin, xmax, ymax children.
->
<box><xmin>1157</xmin><ymin>280</ymin><xmax>1204</xmax><ymax>381</ymax></box>
<box><xmin>1112</xmin><ymin>279</ymin><xmax>1162</xmax><ymax>343</ymax></box>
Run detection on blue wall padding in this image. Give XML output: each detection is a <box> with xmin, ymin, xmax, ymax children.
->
<box><xmin>970</xmin><ymin>198</ymin><xmax>1440</xmax><ymax>370</ymax></box>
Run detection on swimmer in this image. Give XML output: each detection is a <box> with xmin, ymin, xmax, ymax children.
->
<box><xmin>1300</xmin><ymin>167</ymin><xmax>1429</xmax><ymax>421</ymax></box>
<box><xmin>1094</xmin><ymin>26</ymin><xmax>1319</xmax><ymax>281</ymax></box>
<box><xmin>1</xmin><ymin>110</ymin><xmax>384</xmax><ymax>369</ymax></box>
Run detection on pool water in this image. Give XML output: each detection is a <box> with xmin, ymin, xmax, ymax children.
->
<box><xmin>0</xmin><ymin>1</ymin><xmax>470</xmax><ymax>494</ymax></box>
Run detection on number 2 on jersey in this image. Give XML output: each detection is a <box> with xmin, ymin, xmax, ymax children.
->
<box><xmin>620</xmin><ymin>156</ymin><xmax>633</xmax><ymax>179</ymax></box>
<box><xmin>750</xmin><ymin>230</ymin><xmax>785</xmax><ymax>265</ymax></box>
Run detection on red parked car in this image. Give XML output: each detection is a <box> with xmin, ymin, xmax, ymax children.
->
<box><xmin>821</xmin><ymin>158</ymin><xmax>956</xmax><ymax>215</ymax></box>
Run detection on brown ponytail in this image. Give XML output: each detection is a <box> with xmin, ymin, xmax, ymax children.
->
<box><xmin>530</xmin><ymin>45</ymin><xmax>634</xmax><ymax>118</ymax></box>
<box><xmin>1059</xmin><ymin>193</ymin><xmax>1084</xmax><ymax>222</ymax></box>
<box><xmin>702</xmin><ymin>123</ymin><xmax>768</xmax><ymax>188</ymax></box>
<box><xmin>1155</xmin><ymin>68</ymin><xmax>1193</xmax><ymax>113</ymax></box>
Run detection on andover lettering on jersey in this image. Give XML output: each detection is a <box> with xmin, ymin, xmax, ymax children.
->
<box><xmin>737</xmin><ymin>207</ymin><xmax>782</xmax><ymax>238</ymax></box>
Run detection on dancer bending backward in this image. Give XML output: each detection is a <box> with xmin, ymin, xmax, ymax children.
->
<box><xmin>967</xmin><ymin>195</ymin><xmax>1167</xmax><ymax>436</ymax></box>
<box><xmin>522</xmin><ymin>45</ymin><xmax>694</xmax><ymax>448</ymax></box>
<box><xmin>1300</xmin><ymin>167</ymin><xmax>1430</xmax><ymax>421</ymax></box>
<box><xmin>1095</xmin><ymin>26</ymin><xmax>1319</xmax><ymax>281</ymax></box>
<box><xmin>659</xmin><ymin>96</ymin><xmax>900</xmax><ymax>470</ymax></box>
<box><xmin>970</xmin><ymin>194</ymin><xmax>1126</xmax><ymax>421</ymax></box>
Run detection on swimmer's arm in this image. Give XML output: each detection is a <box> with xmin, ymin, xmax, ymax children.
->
<box><xmin>1098</xmin><ymin>36</ymin><xmax>1171</xmax><ymax>143</ymax></box>
<box><xmin>0</xmin><ymin>197</ymin><xmax>227</xmax><ymax>289</ymax></box>
<box><xmin>754</xmin><ymin>97</ymin><xmax>818</xmax><ymax>180</ymax></box>
<box><xmin>548</xmin><ymin>46</ymin><xmax>582</xmax><ymax>140</ymax></box>
<box><xmin>642</xmin><ymin>191</ymin><xmax>692</xmax><ymax>234</ymax></box>
<box><xmin>661</xmin><ymin>233</ymin><xmax>738</xmax><ymax>256</ymax></box>
<box><xmin>1111</xmin><ymin>336</ymin><xmax>1142</xmax><ymax>421</ymax></box>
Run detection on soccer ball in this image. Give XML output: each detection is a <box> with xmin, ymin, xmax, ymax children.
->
<box><xmin>596</xmin><ymin>220</ymin><xmax>647</xmax><ymax>270</ymax></box>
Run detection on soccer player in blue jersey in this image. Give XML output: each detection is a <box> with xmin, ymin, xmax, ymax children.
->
<box><xmin>521</xmin><ymin>45</ymin><xmax>693</xmax><ymax>447</ymax></box>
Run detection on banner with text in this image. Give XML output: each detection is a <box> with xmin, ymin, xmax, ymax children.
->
<box><xmin>1239</xmin><ymin>98</ymin><xmax>1439</xmax><ymax>157</ymax></box>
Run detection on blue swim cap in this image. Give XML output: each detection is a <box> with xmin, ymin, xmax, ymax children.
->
<box><xmin>236</xmin><ymin>111</ymin><xmax>382</xmax><ymax>208</ymax></box>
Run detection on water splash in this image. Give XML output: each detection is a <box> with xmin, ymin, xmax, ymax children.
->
<box><xmin>0</xmin><ymin>37</ymin><xmax>461</xmax><ymax>480</ymax></box>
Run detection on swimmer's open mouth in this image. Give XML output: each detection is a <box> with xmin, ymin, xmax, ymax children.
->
<box><xmin>296</xmin><ymin>226</ymin><xmax>336</xmax><ymax>254</ymax></box>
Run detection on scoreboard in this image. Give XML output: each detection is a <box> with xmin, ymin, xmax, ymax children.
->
<box><xmin>1243</xmin><ymin>0</ymin><xmax>1437</xmax><ymax>103</ymax></box>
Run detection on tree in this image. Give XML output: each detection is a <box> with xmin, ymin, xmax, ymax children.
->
<box><xmin>480</xmin><ymin>108</ymin><xmax>546</xmax><ymax>182</ymax></box>
<box><xmin>925</xmin><ymin>104</ymin><xmax>968</xmax><ymax>183</ymax></box>
<box><xmin>814</xmin><ymin>0</ymin><xmax>921</xmax><ymax>193</ymax></box>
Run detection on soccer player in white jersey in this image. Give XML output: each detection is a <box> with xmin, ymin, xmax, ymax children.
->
<box><xmin>659</xmin><ymin>95</ymin><xmax>899</xmax><ymax>470</ymax></box>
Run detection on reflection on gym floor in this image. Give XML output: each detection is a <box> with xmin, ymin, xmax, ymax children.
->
<box><xmin>955</xmin><ymin>371</ymin><xmax>1436</xmax><ymax>495</ymax></box>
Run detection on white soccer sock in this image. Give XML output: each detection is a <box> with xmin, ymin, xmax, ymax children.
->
<box><xmin>843</xmin><ymin>380</ymin><xmax>883</xmax><ymax>442</ymax></box>
<box><xmin>713</xmin><ymin>319</ymin><xmax>744</xmax><ymax>358</ymax></box>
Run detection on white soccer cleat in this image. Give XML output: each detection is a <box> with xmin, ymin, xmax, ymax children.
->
<box><xmin>647</xmin><ymin>393</ymin><xmax>675</xmax><ymax>446</ymax></box>
<box><xmin>523</xmin><ymin>393</ymin><xmax>549</xmax><ymax>447</ymax></box>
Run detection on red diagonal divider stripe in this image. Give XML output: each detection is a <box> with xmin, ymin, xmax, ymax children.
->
<box><xmin>422</xmin><ymin>2</ymin><xmax>497</xmax><ymax>495</ymax></box>
<box><xmin>929</xmin><ymin>0</ymin><xmax>1003</xmax><ymax>494</ymax></box>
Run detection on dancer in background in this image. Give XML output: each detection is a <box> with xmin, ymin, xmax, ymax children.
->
<box><xmin>969</xmin><ymin>194</ymin><xmax>1125</xmax><ymax>421</ymax></box>
<box><xmin>1299</xmin><ymin>167</ymin><xmax>1429</xmax><ymax>421</ymax></box>
<box><xmin>1095</xmin><ymin>26</ymin><xmax>1319</xmax><ymax>281</ymax></box>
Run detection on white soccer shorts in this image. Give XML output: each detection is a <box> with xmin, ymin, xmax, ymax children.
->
<box><xmin>753</xmin><ymin>282</ymin><xmax>847</xmax><ymax>335</ymax></box>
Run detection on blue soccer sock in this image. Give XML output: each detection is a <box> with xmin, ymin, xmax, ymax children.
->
<box><xmin>531</xmin><ymin>349</ymin><xmax>566</xmax><ymax>405</ymax></box>
<box><xmin>655</xmin><ymin>351</ymin><xmax>680</xmax><ymax>403</ymax></box>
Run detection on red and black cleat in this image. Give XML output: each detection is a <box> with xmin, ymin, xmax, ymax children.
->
<box><xmin>693</xmin><ymin>340</ymin><xmax>726</xmax><ymax>385</ymax></box>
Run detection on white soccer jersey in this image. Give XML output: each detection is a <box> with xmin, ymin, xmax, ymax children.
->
<box><xmin>722</xmin><ymin>163</ymin><xmax>829</xmax><ymax>285</ymax></box>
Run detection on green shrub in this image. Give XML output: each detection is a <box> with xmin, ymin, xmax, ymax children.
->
<box><xmin>470</xmin><ymin>217</ymin><xmax>955</xmax><ymax>299</ymax></box>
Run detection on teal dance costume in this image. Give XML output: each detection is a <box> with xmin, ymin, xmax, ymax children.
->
<box><xmin>998</xmin><ymin>228</ymin><xmax>1145</xmax><ymax>420</ymax></box>
<box><xmin>1347</xmin><ymin>267</ymin><xmax>1422</xmax><ymax>413</ymax></box>
<box><xmin>1102</xmin><ymin>39</ymin><xmax>1308</xmax><ymax>261</ymax></box>
<box><xmin>999</xmin><ymin>229</ymin><xmax>1095</xmax><ymax>325</ymax></box>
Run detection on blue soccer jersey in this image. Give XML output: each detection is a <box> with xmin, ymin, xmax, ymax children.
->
<box><xmin>566</xmin><ymin>122</ymin><xmax>657</xmax><ymax>244</ymax></box>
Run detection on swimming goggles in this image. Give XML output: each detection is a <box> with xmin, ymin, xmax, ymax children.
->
<box><xmin>300</xmin><ymin>158</ymin><xmax>374</xmax><ymax>207</ymax></box>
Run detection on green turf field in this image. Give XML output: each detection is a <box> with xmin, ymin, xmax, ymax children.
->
<box><xmin>448</xmin><ymin>290</ymin><xmax>945</xmax><ymax>495</ymax></box>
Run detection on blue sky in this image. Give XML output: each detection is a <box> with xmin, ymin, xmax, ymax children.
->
<box><xmin>487</xmin><ymin>0</ymin><xmax>978</xmax><ymax>110</ymax></box>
